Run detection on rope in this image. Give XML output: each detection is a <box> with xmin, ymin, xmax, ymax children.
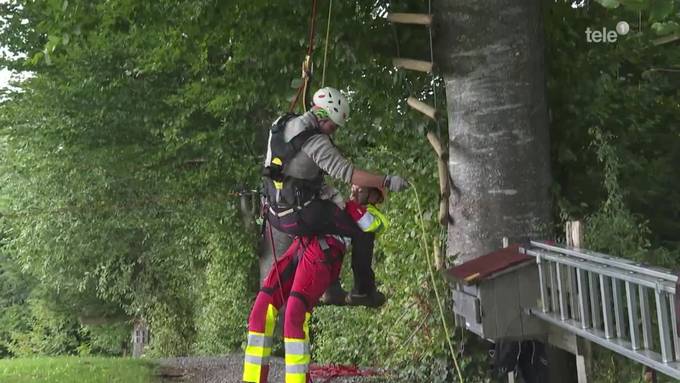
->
<box><xmin>289</xmin><ymin>0</ymin><xmax>319</xmax><ymax>113</ymax></box>
<box><xmin>320</xmin><ymin>0</ymin><xmax>333</xmax><ymax>87</ymax></box>
<box><xmin>266</xmin><ymin>218</ymin><xmax>287</xmax><ymax>305</ymax></box>
<box><xmin>412</xmin><ymin>184</ymin><xmax>464</xmax><ymax>383</ymax></box>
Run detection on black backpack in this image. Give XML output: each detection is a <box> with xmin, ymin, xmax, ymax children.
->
<box><xmin>262</xmin><ymin>113</ymin><xmax>323</xmax><ymax>208</ymax></box>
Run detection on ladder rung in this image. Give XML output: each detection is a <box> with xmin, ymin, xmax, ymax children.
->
<box><xmin>668</xmin><ymin>293</ymin><xmax>680</xmax><ymax>361</ymax></box>
<box><xmin>589</xmin><ymin>272</ymin><xmax>602</xmax><ymax>329</ymax></box>
<box><xmin>387</xmin><ymin>12</ymin><xmax>432</xmax><ymax>26</ymax></box>
<box><xmin>557</xmin><ymin>264</ymin><xmax>568</xmax><ymax>320</ymax></box>
<box><xmin>531</xmin><ymin>310</ymin><xmax>680</xmax><ymax>380</ymax></box>
<box><xmin>639</xmin><ymin>286</ymin><xmax>654</xmax><ymax>349</ymax></box>
<box><xmin>656</xmin><ymin>290</ymin><xmax>673</xmax><ymax>363</ymax></box>
<box><xmin>393</xmin><ymin>58</ymin><xmax>433</xmax><ymax>73</ymax></box>
<box><xmin>600</xmin><ymin>275</ymin><xmax>614</xmax><ymax>338</ymax></box>
<box><xmin>612</xmin><ymin>278</ymin><xmax>627</xmax><ymax>339</ymax></box>
<box><xmin>549</xmin><ymin>263</ymin><xmax>559</xmax><ymax>312</ymax></box>
<box><xmin>568</xmin><ymin>266</ymin><xmax>580</xmax><ymax>321</ymax></box>
<box><xmin>408</xmin><ymin>97</ymin><xmax>436</xmax><ymax>120</ymax></box>
<box><xmin>538</xmin><ymin>256</ymin><xmax>549</xmax><ymax>313</ymax></box>
<box><xmin>576</xmin><ymin>268</ymin><xmax>590</xmax><ymax>329</ymax></box>
<box><xmin>626</xmin><ymin>281</ymin><xmax>641</xmax><ymax>350</ymax></box>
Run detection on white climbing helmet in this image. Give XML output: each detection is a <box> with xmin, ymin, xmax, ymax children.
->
<box><xmin>312</xmin><ymin>87</ymin><xmax>350</xmax><ymax>127</ymax></box>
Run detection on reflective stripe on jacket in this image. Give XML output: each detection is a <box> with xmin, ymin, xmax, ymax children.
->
<box><xmin>345</xmin><ymin>200</ymin><xmax>389</xmax><ymax>233</ymax></box>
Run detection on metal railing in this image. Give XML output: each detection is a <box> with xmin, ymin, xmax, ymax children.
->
<box><xmin>521</xmin><ymin>241</ymin><xmax>680</xmax><ymax>379</ymax></box>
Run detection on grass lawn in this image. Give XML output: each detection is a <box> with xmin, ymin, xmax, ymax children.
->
<box><xmin>0</xmin><ymin>356</ymin><xmax>157</xmax><ymax>383</ymax></box>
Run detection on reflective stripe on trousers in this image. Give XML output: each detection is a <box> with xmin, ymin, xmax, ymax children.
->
<box><xmin>284</xmin><ymin>312</ymin><xmax>311</xmax><ymax>383</ymax></box>
<box><xmin>243</xmin><ymin>304</ymin><xmax>278</xmax><ymax>383</ymax></box>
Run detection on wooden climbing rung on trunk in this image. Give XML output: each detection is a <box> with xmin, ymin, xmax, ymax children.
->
<box><xmin>387</xmin><ymin>13</ymin><xmax>432</xmax><ymax>26</ymax></box>
<box><xmin>653</xmin><ymin>34</ymin><xmax>680</xmax><ymax>46</ymax></box>
<box><xmin>407</xmin><ymin>97</ymin><xmax>436</xmax><ymax>120</ymax></box>
<box><xmin>393</xmin><ymin>58</ymin><xmax>433</xmax><ymax>73</ymax></box>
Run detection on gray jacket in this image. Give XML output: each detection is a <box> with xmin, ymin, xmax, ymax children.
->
<box><xmin>264</xmin><ymin>111</ymin><xmax>354</xmax><ymax>184</ymax></box>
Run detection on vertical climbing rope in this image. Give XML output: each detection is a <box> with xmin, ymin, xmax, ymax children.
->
<box><xmin>289</xmin><ymin>0</ymin><xmax>320</xmax><ymax>113</ymax></box>
<box><xmin>321</xmin><ymin>0</ymin><xmax>333</xmax><ymax>87</ymax></box>
<box><xmin>412</xmin><ymin>184</ymin><xmax>464</xmax><ymax>383</ymax></box>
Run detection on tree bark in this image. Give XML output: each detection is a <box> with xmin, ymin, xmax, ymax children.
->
<box><xmin>434</xmin><ymin>1</ymin><xmax>576</xmax><ymax>381</ymax></box>
<box><xmin>434</xmin><ymin>0</ymin><xmax>552</xmax><ymax>264</ymax></box>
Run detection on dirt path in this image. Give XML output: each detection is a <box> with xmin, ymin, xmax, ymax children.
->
<box><xmin>156</xmin><ymin>354</ymin><xmax>385</xmax><ymax>383</ymax></box>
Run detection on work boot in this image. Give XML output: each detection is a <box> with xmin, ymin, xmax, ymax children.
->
<box><xmin>318</xmin><ymin>280</ymin><xmax>348</xmax><ymax>306</ymax></box>
<box><xmin>345</xmin><ymin>289</ymin><xmax>386</xmax><ymax>308</ymax></box>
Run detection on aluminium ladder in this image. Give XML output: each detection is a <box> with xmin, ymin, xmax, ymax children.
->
<box><xmin>521</xmin><ymin>241</ymin><xmax>680</xmax><ymax>379</ymax></box>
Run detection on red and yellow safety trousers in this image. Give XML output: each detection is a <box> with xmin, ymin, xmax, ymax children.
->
<box><xmin>243</xmin><ymin>235</ymin><xmax>346</xmax><ymax>383</ymax></box>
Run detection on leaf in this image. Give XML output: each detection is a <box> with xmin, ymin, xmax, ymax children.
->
<box><xmin>290</xmin><ymin>78</ymin><xmax>302</xmax><ymax>89</ymax></box>
<box><xmin>651</xmin><ymin>21</ymin><xmax>680</xmax><ymax>35</ymax></box>
<box><xmin>595</xmin><ymin>0</ymin><xmax>620</xmax><ymax>8</ymax></box>
<box><xmin>649</xmin><ymin>0</ymin><xmax>674</xmax><ymax>21</ymax></box>
<box><xmin>29</xmin><ymin>52</ymin><xmax>44</xmax><ymax>66</ymax></box>
<box><xmin>618</xmin><ymin>0</ymin><xmax>646</xmax><ymax>11</ymax></box>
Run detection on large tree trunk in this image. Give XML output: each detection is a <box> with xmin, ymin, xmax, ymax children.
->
<box><xmin>435</xmin><ymin>1</ymin><xmax>575</xmax><ymax>381</ymax></box>
<box><xmin>435</xmin><ymin>0</ymin><xmax>552</xmax><ymax>264</ymax></box>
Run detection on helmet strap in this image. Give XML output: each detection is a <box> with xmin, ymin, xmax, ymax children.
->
<box><xmin>312</xmin><ymin>107</ymin><xmax>330</xmax><ymax>121</ymax></box>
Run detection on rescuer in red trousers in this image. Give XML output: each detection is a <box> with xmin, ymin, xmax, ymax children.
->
<box><xmin>242</xmin><ymin>188</ymin><xmax>388</xmax><ymax>383</ymax></box>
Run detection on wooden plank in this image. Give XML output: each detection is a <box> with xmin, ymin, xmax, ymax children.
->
<box><xmin>653</xmin><ymin>34</ymin><xmax>680</xmax><ymax>46</ymax></box>
<box><xmin>393</xmin><ymin>58</ymin><xmax>433</xmax><ymax>73</ymax></box>
<box><xmin>436</xmin><ymin>154</ymin><xmax>449</xmax><ymax>197</ymax></box>
<box><xmin>425</xmin><ymin>132</ymin><xmax>447</xmax><ymax>195</ymax></box>
<box><xmin>433</xmin><ymin>238</ymin><xmax>444</xmax><ymax>271</ymax></box>
<box><xmin>387</xmin><ymin>12</ymin><xmax>432</xmax><ymax>26</ymax></box>
<box><xmin>426</xmin><ymin>131</ymin><xmax>450</xmax><ymax>227</ymax></box>
<box><xmin>407</xmin><ymin>97</ymin><xmax>436</xmax><ymax>120</ymax></box>
<box><xmin>438</xmin><ymin>199</ymin><xmax>448</xmax><ymax>226</ymax></box>
<box><xmin>426</xmin><ymin>131</ymin><xmax>443</xmax><ymax>157</ymax></box>
<box><xmin>566</xmin><ymin>221</ymin><xmax>584</xmax><ymax>248</ymax></box>
<box><xmin>576</xmin><ymin>338</ymin><xmax>593</xmax><ymax>383</ymax></box>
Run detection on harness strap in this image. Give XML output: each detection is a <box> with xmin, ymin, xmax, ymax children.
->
<box><xmin>268</xmin><ymin>200</ymin><xmax>313</xmax><ymax>218</ymax></box>
<box><xmin>289</xmin><ymin>291</ymin><xmax>310</xmax><ymax>311</ymax></box>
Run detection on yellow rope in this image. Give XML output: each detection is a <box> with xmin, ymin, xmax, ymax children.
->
<box><xmin>321</xmin><ymin>0</ymin><xmax>333</xmax><ymax>86</ymax></box>
<box><xmin>411</xmin><ymin>184</ymin><xmax>464</xmax><ymax>383</ymax></box>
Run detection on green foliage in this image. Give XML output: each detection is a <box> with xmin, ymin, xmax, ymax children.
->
<box><xmin>547</xmin><ymin>0</ymin><xmax>680</xmax><ymax>254</ymax></box>
<box><xmin>1</xmin><ymin>0</ymin><xmax>451</xmax><ymax>376</ymax></box>
<box><xmin>192</xmin><ymin>229</ymin><xmax>257</xmax><ymax>355</ymax></box>
<box><xmin>7</xmin><ymin>298</ymin><xmax>82</xmax><ymax>357</ymax></box>
<box><xmin>0</xmin><ymin>357</ymin><xmax>156</xmax><ymax>383</ymax></box>
<box><xmin>0</xmin><ymin>0</ymin><xmax>678</xmax><ymax>381</ymax></box>
<box><xmin>547</xmin><ymin>2</ymin><xmax>680</xmax><ymax>380</ymax></box>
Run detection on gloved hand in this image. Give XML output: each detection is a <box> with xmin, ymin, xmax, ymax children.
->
<box><xmin>384</xmin><ymin>175</ymin><xmax>409</xmax><ymax>192</ymax></box>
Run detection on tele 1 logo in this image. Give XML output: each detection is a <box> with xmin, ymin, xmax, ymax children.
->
<box><xmin>586</xmin><ymin>21</ymin><xmax>630</xmax><ymax>43</ymax></box>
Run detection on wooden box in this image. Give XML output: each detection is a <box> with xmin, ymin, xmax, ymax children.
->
<box><xmin>446</xmin><ymin>245</ymin><xmax>546</xmax><ymax>341</ymax></box>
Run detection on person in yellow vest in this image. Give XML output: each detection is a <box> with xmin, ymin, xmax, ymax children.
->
<box><xmin>242</xmin><ymin>187</ymin><xmax>388</xmax><ymax>383</ymax></box>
